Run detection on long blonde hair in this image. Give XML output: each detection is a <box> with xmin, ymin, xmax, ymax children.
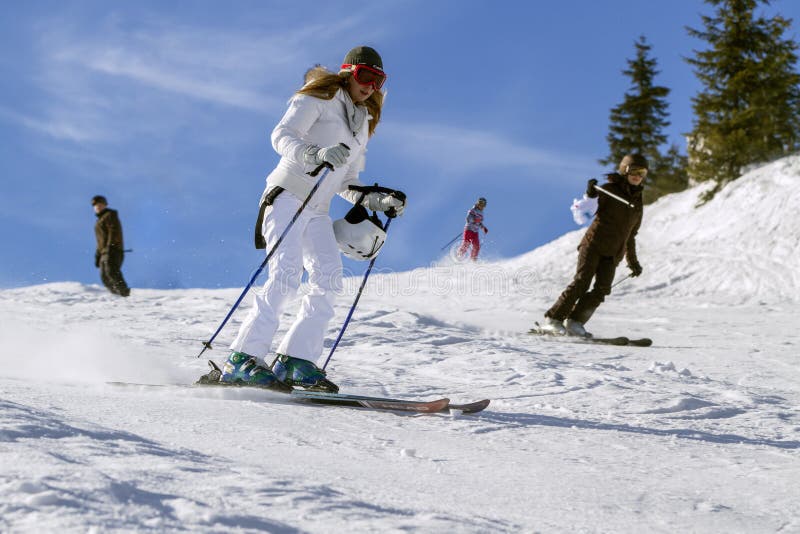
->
<box><xmin>297</xmin><ymin>66</ymin><xmax>383</xmax><ymax>137</ymax></box>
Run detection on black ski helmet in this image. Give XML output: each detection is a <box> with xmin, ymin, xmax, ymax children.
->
<box><xmin>342</xmin><ymin>46</ymin><xmax>383</xmax><ymax>71</ymax></box>
<box><xmin>477</xmin><ymin>197</ymin><xmax>487</xmax><ymax>206</ymax></box>
<box><xmin>618</xmin><ymin>154</ymin><xmax>649</xmax><ymax>175</ymax></box>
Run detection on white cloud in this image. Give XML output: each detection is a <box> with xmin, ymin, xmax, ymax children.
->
<box><xmin>71</xmin><ymin>46</ymin><xmax>280</xmax><ymax>113</ymax></box>
<box><xmin>381</xmin><ymin>121</ymin><xmax>597</xmax><ymax>179</ymax></box>
<box><xmin>4</xmin><ymin>9</ymin><xmax>386</xmax><ymax>153</ymax></box>
<box><xmin>39</xmin><ymin>15</ymin><xmax>370</xmax><ymax>115</ymax></box>
<box><xmin>0</xmin><ymin>106</ymin><xmax>100</xmax><ymax>143</ymax></box>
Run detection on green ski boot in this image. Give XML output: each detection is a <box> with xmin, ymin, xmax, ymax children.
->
<box><xmin>221</xmin><ymin>352</ymin><xmax>292</xmax><ymax>392</ymax></box>
<box><xmin>271</xmin><ymin>354</ymin><xmax>339</xmax><ymax>393</ymax></box>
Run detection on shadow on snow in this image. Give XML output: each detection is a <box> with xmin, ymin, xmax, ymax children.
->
<box><xmin>477</xmin><ymin>411</ymin><xmax>800</xmax><ymax>449</ymax></box>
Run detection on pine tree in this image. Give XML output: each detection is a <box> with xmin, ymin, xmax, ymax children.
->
<box><xmin>647</xmin><ymin>144</ymin><xmax>689</xmax><ymax>203</ymax></box>
<box><xmin>686</xmin><ymin>0</ymin><xmax>800</xmax><ymax>201</ymax></box>
<box><xmin>601</xmin><ymin>36</ymin><xmax>687</xmax><ymax>204</ymax></box>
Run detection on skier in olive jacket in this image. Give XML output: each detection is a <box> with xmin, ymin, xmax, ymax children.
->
<box><xmin>540</xmin><ymin>154</ymin><xmax>647</xmax><ymax>337</ymax></box>
<box><xmin>92</xmin><ymin>195</ymin><xmax>130</xmax><ymax>297</ymax></box>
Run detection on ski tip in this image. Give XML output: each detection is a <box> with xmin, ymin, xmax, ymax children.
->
<box><xmin>448</xmin><ymin>399</ymin><xmax>490</xmax><ymax>414</ymax></box>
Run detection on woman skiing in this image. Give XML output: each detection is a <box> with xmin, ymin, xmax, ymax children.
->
<box><xmin>223</xmin><ymin>46</ymin><xmax>405</xmax><ymax>392</ymax></box>
<box><xmin>540</xmin><ymin>154</ymin><xmax>647</xmax><ymax>337</ymax></box>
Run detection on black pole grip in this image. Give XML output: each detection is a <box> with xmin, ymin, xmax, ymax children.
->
<box><xmin>308</xmin><ymin>162</ymin><xmax>332</xmax><ymax>177</ymax></box>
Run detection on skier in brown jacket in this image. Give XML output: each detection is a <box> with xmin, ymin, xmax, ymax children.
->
<box><xmin>92</xmin><ymin>195</ymin><xmax>130</xmax><ymax>297</ymax></box>
<box><xmin>540</xmin><ymin>154</ymin><xmax>647</xmax><ymax>337</ymax></box>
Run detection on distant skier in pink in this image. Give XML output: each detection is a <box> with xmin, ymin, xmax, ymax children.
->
<box><xmin>457</xmin><ymin>197</ymin><xmax>488</xmax><ymax>260</ymax></box>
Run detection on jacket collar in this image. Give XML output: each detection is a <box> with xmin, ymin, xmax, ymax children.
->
<box><xmin>336</xmin><ymin>88</ymin><xmax>368</xmax><ymax>138</ymax></box>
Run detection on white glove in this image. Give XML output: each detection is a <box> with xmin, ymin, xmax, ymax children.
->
<box><xmin>362</xmin><ymin>192</ymin><xmax>406</xmax><ymax>216</ymax></box>
<box><xmin>304</xmin><ymin>144</ymin><xmax>350</xmax><ymax>167</ymax></box>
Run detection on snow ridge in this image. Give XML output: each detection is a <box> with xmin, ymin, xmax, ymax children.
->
<box><xmin>506</xmin><ymin>155</ymin><xmax>800</xmax><ymax>304</ymax></box>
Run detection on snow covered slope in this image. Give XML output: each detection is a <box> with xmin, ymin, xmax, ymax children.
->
<box><xmin>504</xmin><ymin>155</ymin><xmax>800</xmax><ymax>304</ymax></box>
<box><xmin>1</xmin><ymin>157</ymin><xmax>799</xmax><ymax>532</ymax></box>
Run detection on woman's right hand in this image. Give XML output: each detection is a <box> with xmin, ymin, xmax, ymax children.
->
<box><xmin>308</xmin><ymin>144</ymin><xmax>350</xmax><ymax>167</ymax></box>
<box><xmin>586</xmin><ymin>178</ymin><xmax>599</xmax><ymax>198</ymax></box>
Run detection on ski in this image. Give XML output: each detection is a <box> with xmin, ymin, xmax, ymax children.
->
<box><xmin>579</xmin><ymin>336</ymin><xmax>631</xmax><ymax>346</ymax></box>
<box><xmin>622</xmin><ymin>338</ymin><xmax>653</xmax><ymax>347</ymax></box>
<box><xmin>584</xmin><ymin>336</ymin><xmax>652</xmax><ymax>347</ymax></box>
<box><xmin>288</xmin><ymin>390</ymin><xmax>489</xmax><ymax>413</ymax></box>
<box><xmin>195</xmin><ymin>361</ymin><xmax>490</xmax><ymax>414</ymax></box>
<box><xmin>288</xmin><ymin>390</ymin><xmax>451</xmax><ymax>413</ymax></box>
<box><xmin>529</xmin><ymin>323</ymin><xmax>652</xmax><ymax>347</ymax></box>
<box><xmin>448</xmin><ymin>399</ymin><xmax>492</xmax><ymax>413</ymax></box>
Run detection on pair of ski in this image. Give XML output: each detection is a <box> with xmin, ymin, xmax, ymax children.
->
<box><xmin>197</xmin><ymin>361</ymin><xmax>490</xmax><ymax>414</ymax></box>
<box><xmin>529</xmin><ymin>323</ymin><xmax>652</xmax><ymax>347</ymax></box>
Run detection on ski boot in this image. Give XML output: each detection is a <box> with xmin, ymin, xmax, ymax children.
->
<box><xmin>271</xmin><ymin>354</ymin><xmax>339</xmax><ymax>393</ymax></box>
<box><xmin>539</xmin><ymin>316</ymin><xmax>566</xmax><ymax>335</ymax></box>
<box><xmin>564</xmin><ymin>318</ymin><xmax>591</xmax><ymax>338</ymax></box>
<box><xmin>221</xmin><ymin>352</ymin><xmax>292</xmax><ymax>392</ymax></box>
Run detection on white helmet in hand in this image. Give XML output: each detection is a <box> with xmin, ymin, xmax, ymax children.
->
<box><xmin>333</xmin><ymin>205</ymin><xmax>387</xmax><ymax>260</ymax></box>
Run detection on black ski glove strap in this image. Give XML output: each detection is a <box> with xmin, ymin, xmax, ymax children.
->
<box><xmin>347</xmin><ymin>184</ymin><xmax>404</xmax><ymax>198</ymax></box>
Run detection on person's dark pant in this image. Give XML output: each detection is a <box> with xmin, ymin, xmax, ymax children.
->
<box><xmin>100</xmin><ymin>248</ymin><xmax>130</xmax><ymax>297</ymax></box>
<box><xmin>545</xmin><ymin>246</ymin><xmax>617</xmax><ymax>324</ymax></box>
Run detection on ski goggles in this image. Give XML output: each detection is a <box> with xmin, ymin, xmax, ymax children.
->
<box><xmin>341</xmin><ymin>63</ymin><xmax>387</xmax><ymax>90</ymax></box>
<box><xmin>626</xmin><ymin>167</ymin><xmax>648</xmax><ymax>178</ymax></box>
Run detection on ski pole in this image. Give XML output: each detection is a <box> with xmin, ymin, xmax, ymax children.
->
<box><xmin>322</xmin><ymin>215</ymin><xmax>396</xmax><ymax>371</ymax></box>
<box><xmin>592</xmin><ymin>184</ymin><xmax>635</xmax><ymax>208</ymax></box>
<box><xmin>440</xmin><ymin>233</ymin><xmax>462</xmax><ymax>251</ymax></box>
<box><xmin>196</xmin><ymin>158</ymin><xmax>339</xmax><ymax>358</ymax></box>
<box><xmin>611</xmin><ymin>274</ymin><xmax>631</xmax><ymax>289</ymax></box>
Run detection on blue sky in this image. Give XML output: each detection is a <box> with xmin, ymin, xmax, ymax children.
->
<box><xmin>2</xmin><ymin>0</ymin><xmax>799</xmax><ymax>289</ymax></box>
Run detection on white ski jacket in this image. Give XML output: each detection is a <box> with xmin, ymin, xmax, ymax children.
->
<box><xmin>264</xmin><ymin>88</ymin><xmax>369</xmax><ymax>213</ymax></box>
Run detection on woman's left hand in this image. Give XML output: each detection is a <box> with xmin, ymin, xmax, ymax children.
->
<box><xmin>363</xmin><ymin>192</ymin><xmax>406</xmax><ymax>216</ymax></box>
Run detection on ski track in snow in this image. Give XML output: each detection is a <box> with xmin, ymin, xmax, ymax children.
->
<box><xmin>2</xmin><ymin>157</ymin><xmax>800</xmax><ymax>532</ymax></box>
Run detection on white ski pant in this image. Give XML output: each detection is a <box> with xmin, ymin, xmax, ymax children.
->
<box><xmin>230</xmin><ymin>193</ymin><xmax>343</xmax><ymax>363</ymax></box>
